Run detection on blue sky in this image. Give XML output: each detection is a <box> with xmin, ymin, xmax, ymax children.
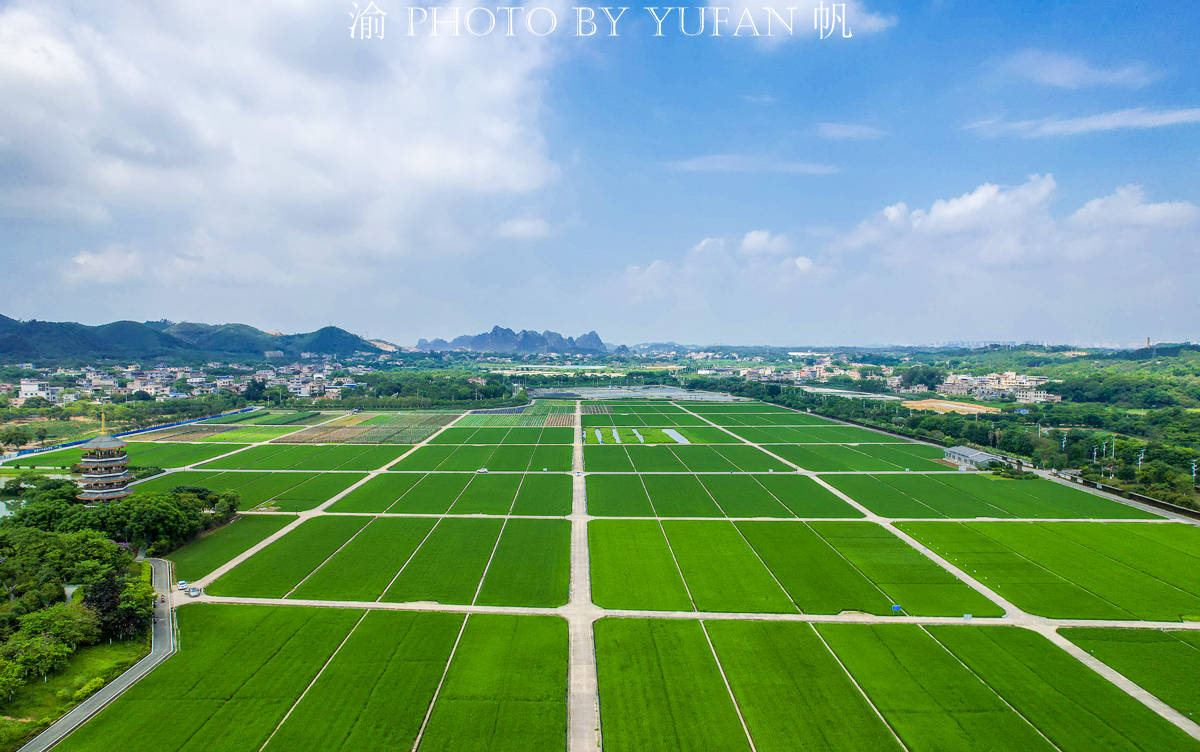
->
<box><xmin>1</xmin><ymin>0</ymin><xmax>1197</xmax><ymax>346</ymax></box>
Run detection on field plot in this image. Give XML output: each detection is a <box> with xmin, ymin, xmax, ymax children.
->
<box><xmin>53</xmin><ymin>604</ymin><xmax>365</xmax><ymax>752</ymax></box>
<box><xmin>697</xmin><ymin>412</ymin><xmax>837</xmax><ymax>426</ymax></box>
<box><xmin>207</xmin><ymin>515</ymin><xmax>371</xmax><ymax>598</ymax></box>
<box><xmin>418</xmin><ymin>614</ymin><xmax>567</xmax><ymax>751</ymax></box>
<box><xmin>583</xmin><ymin>444</ymin><xmax>788</xmax><ymax>473</ymax></box>
<box><xmin>162</xmin><ymin>426</ymin><xmax>307</xmax><ymax>443</ymax></box>
<box><xmin>129</xmin><ymin>424</ymin><xmax>239</xmax><ymax>441</ymax></box>
<box><xmin>900</xmin><ymin>521</ymin><xmax>1200</xmax><ymax>620</ymax></box>
<box><xmin>589</xmin><ymin>519</ymin><xmax>999</xmax><ymax>616</ymax></box>
<box><xmin>204</xmin><ymin>410</ymin><xmax>329</xmax><ymax>426</ymax></box>
<box><xmin>817</xmin><ymin>623</ymin><xmax>1198</xmax><ymax>752</ymax></box>
<box><xmin>198</xmin><ymin>443</ymin><xmax>406</xmax><ymax>471</ymax></box>
<box><xmin>4</xmin><ymin>441</ymin><xmax>245</xmax><ymax>469</ymax></box>
<box><xmin>367</xmin><ymin>518</ymin><xmax>569</xmax><ymax>606</ymax></box>
<box><xmin>57</xmin><ymin>606</ymin><xmax>569</xmax><ymax>752</ymax></box>
<box><xmin>135</xmin><ymin>470</ymin><xmax>364</xmax><ymax>510</ymax></box>
<box><xmin>598</xmin><ymin>619</ymin><xmax>1199</xmax><ymax>752</ymax></box>
<box><xmin>728</xmin><ymin>425</ymin><xmax>906</xmax><ymax>444</ymax></box>
<box><xmin>166</xmin><ymin>514</ymin><xmax>297</xmax><ymax>581</ymax></box>
<box><xmin>391</xmin><ymin>444</ymin><xmax>571</xmax><ymax>472</ymax></box>
<box><xmin>772</xmin><ymin>443</ymin><xmax>947</xmax><ymax>471</ymax></box>
<box><xmin>432</xmin><ymin>426</ymin><xmax>573</xmax><ymax>444</ymax></box>
<box><xmin>288</xmin><ymin>517</ymin><xmax>438</xmax><ymax>601</ymax></box>
<box><xmin>826</xmin><ymin>473</ymin><xmax>1157</xmax><ymax>519</ymax></box>
<box><xmin>279</xmin><ymin>424</ymin><xmax>438</xmax><ymax>444</ymax></box>
<box><xmin>582</xmin><ymin>413</ymin><xmax>707</xmax><ymax>428</ymax></box>
<box><xmin>595</xmin><ymin>619</ymin><xmax>754</xmax><ymax>752</ymax></box>
<box><xmin>1062</xmin><ymin>628</ymin><xmax>1200</xmax><ymax>721</ymax></box>
<box><xmin>587</xmin><ymin>473</ymin><xmax>853</xmax><ymax>518</ymax></box>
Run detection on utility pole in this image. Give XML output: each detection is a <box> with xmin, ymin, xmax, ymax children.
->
<box><xmin>1092</xmin><ymin>445</ymin><xmax>1098</xmax><ymax>463</ymax></box>
<box><xmin>1137</xmin><ymin>449</ymin><xmax>1145</xmax><ymax>470</ymax></box>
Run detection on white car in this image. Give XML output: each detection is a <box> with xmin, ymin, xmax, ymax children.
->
<box><xmin>187</xmin><ymin>587</ymin><xmax>201</xmax><ymax>598</ymax></box>
<box><xmin>176</xmin><ymin>581</ymin><xmax>188</xmax><ymax>591</ymax></box>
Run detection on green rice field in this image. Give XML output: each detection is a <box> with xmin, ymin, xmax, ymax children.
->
<box><xmin>45</xmin><ymin>396</ymin><xmax>1200</xmax><ymax>752</ymax></box>
<box><xmin>54</xmin><ymin>606</ymin><xmax>568</xmax><ymax>752</ymax></box>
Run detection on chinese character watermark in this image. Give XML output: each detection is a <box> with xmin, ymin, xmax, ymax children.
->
<box><xmin>814</xmin><ymin>1</ymin><xmax>851</xmax><ymax>39</ymax></box>
<box><xmin>349</xmin><ymin>1</ymin><xmax>387</xmax><ymax>39</ymax></box>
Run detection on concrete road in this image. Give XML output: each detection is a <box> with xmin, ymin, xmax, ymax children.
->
<box><xmin>19</xmin><ymin>558</ymin><xmax>177</xmax><ymax>752</ymax></box>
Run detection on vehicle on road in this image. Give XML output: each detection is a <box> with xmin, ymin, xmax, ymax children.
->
<box><xmin>177</xmin><ymin>581</ymin><xmax>188</xmax><ymax>591</ymax></box>
<box><xmin>187</xmin><ymin>587</ymin><xmax>201</xmax><ymax>598</ymax></box>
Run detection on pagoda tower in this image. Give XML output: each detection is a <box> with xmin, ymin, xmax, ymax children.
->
<box><xmin>76</xmin><ymin>418</ymin><xmax>132</xmax><ymax>502</ymax></box>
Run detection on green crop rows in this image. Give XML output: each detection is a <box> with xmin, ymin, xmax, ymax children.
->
<box><xmin>55</xmin><ymin>606</ymin><xmax>568</xmax><ymax>752</ymax></box>
<box><xmin>50</xmin><ymin>396</ymin><xmax>1200</xmax><ymax>752</ymax></box>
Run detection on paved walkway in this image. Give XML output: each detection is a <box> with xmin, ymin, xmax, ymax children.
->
<box><xmin>19</xmin><ymin>558</ymin><xmax>177</xmax><ymax>752</ymax></box>
<box><xmin>566</xmin><ymin>401</ymin><xmax>602</xmax><ymax>752</ymax></box>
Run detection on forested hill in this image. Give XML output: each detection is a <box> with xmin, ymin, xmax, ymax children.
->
<box><xmin>0</xmin><ymin>316</ymin><xmax>381</xmax><ymax>361</ymax></box>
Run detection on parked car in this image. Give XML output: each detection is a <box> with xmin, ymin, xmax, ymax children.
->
<box><xmin>187</xmin><ymin>587</ymin><xmax>201</xmax><ymax>598</ymax></box>
<box><xmin>176</xmin><ymin>581</ymin><xmax>188</xmax><ymax>591</ymax></box>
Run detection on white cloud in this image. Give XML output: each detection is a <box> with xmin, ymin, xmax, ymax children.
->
<box><xmin>496</xmin><ymin>217</ymin><xmax>552</xmax><ymax>240</ymax></box>
<box><xmin>968</xmin><ymin>107</ymin><xmax>1200</xmax><ymax>137</ymax></box>
<box><xmin>738</xmin><ymin>230</ymin><xmax>791</xmax><ymax>255</ymax></box>
<box><xmin>0</xmin><ymin>1</ymin><xmax>560</xmax><ymax>292</ymax></box>
<box><xmin>817</xmin><ymin>122</ymin><xmax>886</xmax><ymax>140</ymax></box>
<box><xmin>1069</xmin><ymin>185</ymin><xmax>1200</xmax><ymax>229</ymax></box>
<box><xmin>999</xmin><ymin>49</ymin><xmax>1159</xmax><ymax>89</ymax></box>
<box><xmin>620</xmin><ymin>176</ymin><xmax>1200</xmax><ymax>343</ymax></box>
<box><xmin>668</xmin><ymin>154</ymin><xmax>837</xmax><ymax>175</ymax></box>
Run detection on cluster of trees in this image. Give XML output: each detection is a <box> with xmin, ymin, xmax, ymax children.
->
<box><xmin>0</xmin><ymin>475</ymin><xmax>242</xmax><ymax>701</ymax></box>
<box><xmin>1048</xmin><ymin>374</ymin><xmax>1200</xmax><ymax>409</ymax></box>
<box><xmin>3</xmin><ymin>476</ymin><xmax>238</xmax><ymax>554</ymax></box>
<box><xmin>0</xmin><ymin>526</ymin><xmax>153</xmax><ymax>699</ymax></box>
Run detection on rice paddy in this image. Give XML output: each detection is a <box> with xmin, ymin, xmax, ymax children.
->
<box><xmin>43</xmin><ymin>397</ymin><xmax>1200</xmax><ymax>752</ymax></box>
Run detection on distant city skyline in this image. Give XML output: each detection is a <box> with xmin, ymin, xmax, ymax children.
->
<box><xmin>1</xmin><ymin>1</ymin><xmax>1196</xmax><ymax>346</ymax></box>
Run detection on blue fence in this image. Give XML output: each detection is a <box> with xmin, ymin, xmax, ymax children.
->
<box><xmin>11</xmin><ymin>407</ymin><xmax>259</xmax><ymax>458</ymax></box>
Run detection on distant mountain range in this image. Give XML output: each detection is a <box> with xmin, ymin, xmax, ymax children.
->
<box><xmin>417</xmin><ymin>326</ymin><xmax>607</xmax><ymax>354</ymax></box>
<box><xmin>0</xmin><ymin>315</ymin><xmax>381</xmax><ymax>361</ymax></box>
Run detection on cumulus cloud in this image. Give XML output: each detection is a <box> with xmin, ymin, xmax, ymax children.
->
<box><xmin>968</xmin><ymin>108</ymin><xmax>1200</xmax><ymax>137</ymax></box>
<box><xmin>738</xmin><ymin>230</ymin><xmax>791</xmax><ymax>255</ymax></box>
<box><xmin>621</xmin><ymin>176</ymin><xmax>1200</xmax><ymax>343</ymax></box>
<box><xmin>0</xmin><ymin>0</ymin><xmax>560</xmax><ymax>301</ymax></box>
<box><xmin>667</xmin><ymin>154</ymin><xmax>837</xmax><ymax>174</ymax></box>
<box><xmin>999</xmin><ymin>49</ymin><xmax>1159</xmax><ymax>89</ymax></box>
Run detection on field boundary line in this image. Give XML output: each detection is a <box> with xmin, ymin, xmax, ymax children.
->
<box><xmin>808</xmin><ymin>623</ymin><xmax>911</xmax><ymax>752</ymax></box>
<box><xmin>282</xmin><ymin>517</ymin><xmax>377</xmax><ymax>598</ymax></box>
<box><xmin>256</xmin><ymin>609</ymin><xmax>371</xmax><ymax>752</ymax></box>
<box><xmin>409</xmin><ymin>613</ymin><xmax>472</xmax><ymax>752</ymax></box>
<box><xmin>698</xmin><ymin>620</ymin><xmax>759</xmax><ymax>752</ymax></box>
<box><xmin>193</xmin><ymin>514</ymin><xmax>309</xmax><ymax>589</ymax></box>
<box><xmin>918</xmin><ymin>625</ymin><xmax>1065</xmax><ymax>752</ymax></box>
<box><xmin>800</xmin><ymin>521</ymin><xmax>898</xmax><ymax>611</ymax></box>
<box><xmin>1040</xmin><ymin>626</ymin><xmax>1200</xmax><ymax>741</ymax></box>
<box><xmin>693</xmin><ymin>482</ymin><xmax>799</xmax><ymax>614</ymax></box>
<box><xmin>374</xmin><ymin>517</ymin><xmax>449</xmax><ymax>602</ymax></box>
<box><xmin>945</xmin><ymin>523</ymin><xmax>1134</xmax><ymax>617</ymax></box>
